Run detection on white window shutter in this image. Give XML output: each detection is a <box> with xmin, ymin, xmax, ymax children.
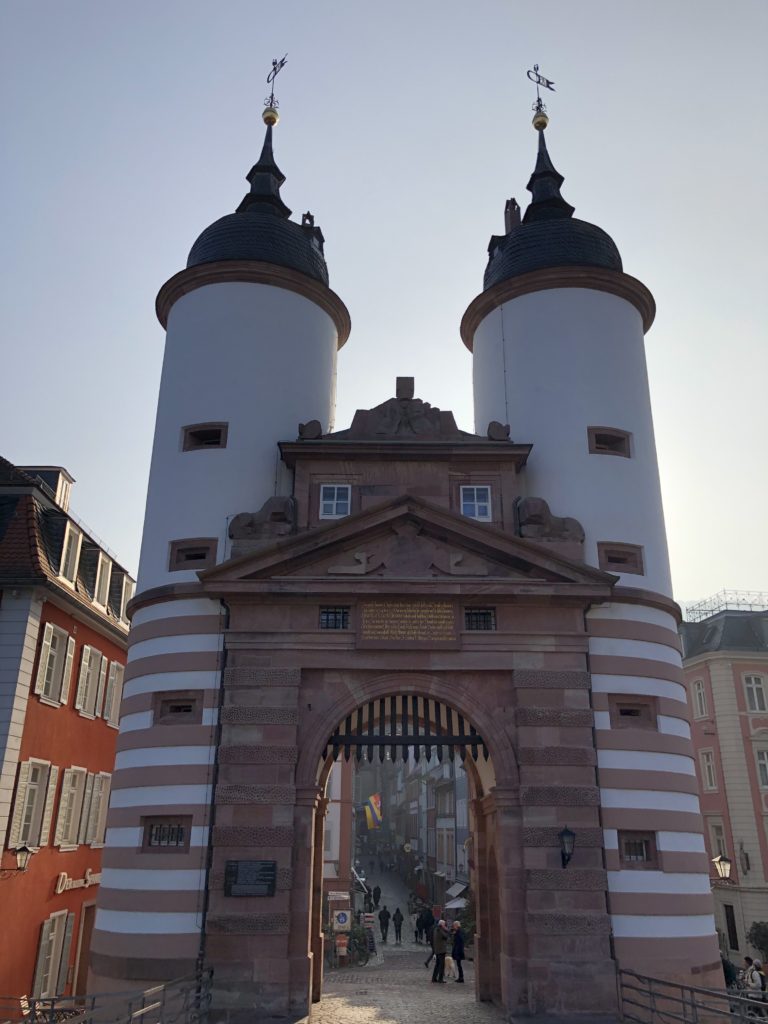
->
<box><xmin>54</xmin><ymin>769</ymin><xmax>74</xmax><ymax>846</ymax></box>
<box><xmin>109</xmin><ymin>665</ymin><xmax>125</xmax><ymax>726</ymax></box>
<box><xmin>8</xmin><ymin>761</ymin><xmax>31</xmax><ymax>848</ymax></box>
<box><xmin>85</xmin><ymin>774</ymin><xmax>102</xmax><ymax>844</ymax></box>
<box><xmin>74</xmin><ymin>647</ymin><xmax>91</xmax><ymax>711</ymax></box>
<box><xmin>94</xmin><ymin>658</ymin><xmax>108</xmax><ymax>717</ymax></box>
<box><xmin>34</xmin><ymin>623</ymin><xmax>54</xmax><ymax>695</ymax></box>
<box><xmin>38</xmin><ymin>765</ymin><xmax>59</xmax><ymax>847</ymax></box>
<box><xmin>56</xmin><ymin>913</ymin><xmax>75</xmax><ymax>995</ymax></box>
<box><xmin>103</xmin><ymin>663</ymin><xmax>117</xmax><ymax>725</ymax></box>
<box><xmin>32</xmin><ymin>919</ymin><xmax>53</xmax><ymax>998</ymax></box>
<box><xmin>97</xmin><ymin>774</ymin><xmax>111</xmax><ymax>843</ymax></box>
<box><xmin>60</xmin><ymin>638</ymin><xmax>76</xmax><ymax>706</ymax></box>
<box><xmin>78</xmin><ymin>773</ymin><xmax>95</xmax><ymax>844</ymax></box>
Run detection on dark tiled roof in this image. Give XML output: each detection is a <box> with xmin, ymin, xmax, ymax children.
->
<box><xmin>681</xmin><ymin>611</ymin><xmax>768</xmax><ymax>659</ymax></box>
<box><xmin>483</xmin><ymin>128</ymin><xmax>622</xmax><ymax>291</ymax></box>
<box><xmin>187</xmin><ymin>211</ymin><xmax>329</xmax><ymax>285</ymax></box>
<box><xmin>0</xmin><ymin>458</ymin><xmax>129</xmax><ymax>637</ymax></box>
<box><xmin>186</xmin><ymin>124</ymin><xmax>330</xmax><ymax>286</ymax></box>
<box><xmin>484</xmin><ymin>217</ymin><xmax>622</xmax><ymax>290</ymax></box>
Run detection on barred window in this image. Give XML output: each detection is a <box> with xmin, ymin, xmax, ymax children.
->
<box><xmin>149</xmin><ymin>823</ymin><xmax>186</xmax><ymax>847</ymax></box>
<box><xmin>618</xmin><ymin>830</ymin><xmax>658</xmax><ymax>869</ymax></box>
<box><xmin>320</xmin><ymin>606</ymin><xmax>350</xmax><ymax>630</ymax></box>
<box><xmin>464</xmin><ymin>608</ymin><xmax>496</xmax><ymax>631</ymax></box>
<box><xmin>141</xmin><ymin>815</ymin><xmax>192</xmax><ymax>853</ymax></box>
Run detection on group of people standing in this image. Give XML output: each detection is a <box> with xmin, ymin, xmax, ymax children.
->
<box><xmin>424</xmin><ymin>919</ymin><xmax>465</xmax><ymax>984</ymax></box>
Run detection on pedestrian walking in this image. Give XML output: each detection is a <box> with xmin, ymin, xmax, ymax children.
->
<box><xmin>410</xmin><ymin>910</ymin><xmax>419</xmax><ymax>943</ymax></box>
<box><xmin>373</xmin><ymin>884</ymin><xmax>381</xmax><ymax>909</ymax></box>
<box><xmin>451</xmin><ymin>921</ymin><xmax>465</xmax><ymax>983</ymax></box>
<box><xmin>378</xmin><ymin>905</ymin><xmax>391</xmax><ymax>943</ymax></box>
<box><xmin>393</xmin><ymin>907</ymin><xmax>404</xmax><ymax>945</ymax></box>
<box><xmin>431</xmin><ymin>920</ymin><xmax>449</xmax><ymax>983</ymax></box>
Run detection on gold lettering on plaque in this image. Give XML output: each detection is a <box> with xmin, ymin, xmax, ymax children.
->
<box><xmin>360</xmin><ymin>601</ymin><xmax>456</xmax><ymax>642</ymax></box>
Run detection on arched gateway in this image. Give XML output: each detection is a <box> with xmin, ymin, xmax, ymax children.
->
<box><xmin>183</xmin><ymin>448</ymin><xmax>622</xmax><ymax>1021</ymax></box>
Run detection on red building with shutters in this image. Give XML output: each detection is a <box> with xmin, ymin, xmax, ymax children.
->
<box><xmin>0</xmin><ymin>458</ymin><xmax>133</xmax><ymax>1001</ymax></box>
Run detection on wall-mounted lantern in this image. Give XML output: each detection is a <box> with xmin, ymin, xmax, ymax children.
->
<box><xmin>0</xmin><ymin>845</ymin><xmax>33</xmax><ymax>880</ymax></box>
<box><xmin>559</xmin><ymin>826</ymin><xmax>576</xmax><ymax>869</ymax></box>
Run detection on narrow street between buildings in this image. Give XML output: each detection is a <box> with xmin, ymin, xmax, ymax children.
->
<box><xmin>307</xmin><ymin>870</ymin><xmax>505</xmax><ymax>1024</ymax></box>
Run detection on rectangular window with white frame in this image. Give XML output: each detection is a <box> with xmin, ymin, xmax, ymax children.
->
<box><xmin>692</xmin><ymin>679</ymin><xmax>708</xmax><ymax>719</ymax></box>
<box><xmin>59</xmin><ymin>523</ymin><xmax>82</xmax><ymax>585</ymax></box>
<box><xmin>120</xmin><ymin>575</ymin><xmax>135</xmax><ymax>623</ymax></box>
<box><xmin>33</xmin><ymin>623</ymin><xmax>76</xmax><ymax>706</ymax></box>
<box><xmin>709</xmin><ymin>819</ymin><xmax>728</xmax><ymax>858</ymax></box>
<box><xmin>745</xmin><ymin>675</ymin><xmax>768</xmax><ymax>713</ymax></box>
<box><xmin>7</xmin><ymin>759</ymin><xmax>59</xmax><ymax>849</ymax></box>
<box><xmin>54</xmin><ymin>766</ymin><xmax>89</xmax><ymax>849</ymax></box>
<box><xmin>83</xmin><ymin>772</ymin><xmax>111</xmax><ymax>846</ymax></box>
<box><xmin>93</xmin><ymin>553</ymin><xmax>112</xmax><ymax>609</ymax></box>
<box><xmin>74</xmin><ymin>646</ymin><xmax>107</xmax><ymax>718</ymax></box>
<box><xmin>32</xmin><ymin>910</ymin><xmax>75</xmax><ymax>998</ymax></box>
<box><xmin>757</xmin><ymin>750</ymin><xmax>768</xmax><ymax>789</ymax></box>
<box><xmin>700</xmin><ymin>749</ymin><xmax>717</xmax><ymax>791</ymax></box>
<box><xmin>460</xmin><ymin>485</ymin><xmax>492</xmax><ymax>521</ymax></box>
<box><xmin>319</xmin><ymin>484</ymin><xmax>351</xmax><ymax>519</ymax></box>
<box><xmin>102</xmin><ymin>662</ymin><xmax>125</xmax><ymax>728</ymax></box>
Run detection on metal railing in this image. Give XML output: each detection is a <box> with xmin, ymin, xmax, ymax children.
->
<box><xmin>0</xmin><ymin>971</ymin><xmax>212</xmax><ymax>1024</ymax></box>
<box><xmin>619</xmin><ymin>968</ymin><xmax>763</xmax><ymax>1024</ymax></box>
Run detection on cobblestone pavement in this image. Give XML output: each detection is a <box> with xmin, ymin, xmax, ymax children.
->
<box><xmin>309</xmin><ymin>942</ymin><xmax>505</xmax><ymax>1024</ymax></box>
<box><xmin>305</xmin><ymin>868</ymin><xmax>504</xmax><ymax>1023</ymax></box>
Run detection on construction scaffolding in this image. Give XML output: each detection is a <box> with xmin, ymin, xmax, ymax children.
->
<box><xmin>685</xmin><ymin>590</ymin><xmax>768</xmax><ymax>623</ymax></box>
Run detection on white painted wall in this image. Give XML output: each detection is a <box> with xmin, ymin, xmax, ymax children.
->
<box><xmin>472</xmin><ymin>287</ymin><xmax>671</xmax><ymax>595</ymax></box>
<box><xmin>137</xmin><ymin>281</ymin><xmax>339</xmax><ymax>591</ymax></box>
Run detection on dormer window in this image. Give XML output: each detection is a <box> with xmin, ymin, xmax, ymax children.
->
<box><xmin>119</xmin><ymin>575</ymin><xmax>135</xmax><ymax>623</ymax></box>
<box><xmin>319</xmin><ymin>484</ymin><xmax>351</xmax><ymax>520</ymax></box>
<box><xmin>59</xmin><ymin>523</ymin><xmax>82</xmax><ymax>584</ymax></box>
<box><xmin>94</xmin><ymin>553</ymin><xmax>112</xmax><ymax>609</ymax></box>
<box><xmin>460</xmin><ymin>486</ymin><xmax>492</xmax><ymax>522</ymax></box>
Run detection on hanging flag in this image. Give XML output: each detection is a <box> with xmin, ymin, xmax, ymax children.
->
<box><xmin>364</xmin><ymin>793</ymin><xmax>383</xmax><ymax>830</ymax></box>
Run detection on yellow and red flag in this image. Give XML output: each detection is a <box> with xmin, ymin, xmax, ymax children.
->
<box><xmin>364</xmin><ymin>793</ymin><xmax>382</xmax><ymax>830</ymax></box>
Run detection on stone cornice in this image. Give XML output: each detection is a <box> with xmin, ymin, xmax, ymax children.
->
<box><xmin>279</xmin><ymin>439</ymin><xmax>532</xmax><ymax>468</ymax></box>
<box><xmin>460</xmin><ymin>266</ymin><xmax>656</xmax><ymax>351</ymax></box>
<box><xmin>155</xmin><ymin>260</ymin><xmax>351</xmax><ymax>348</ymax></box>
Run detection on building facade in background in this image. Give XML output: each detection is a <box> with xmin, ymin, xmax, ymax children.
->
<box><xmin>0</xmin><ymin>459</ymin><xmax>133</xmax><ymax>1000</ymax></box>
<box><xmin>682</xmin><ymin>593</ymin><xmax>768</xmax><ymax>960</ymax></box>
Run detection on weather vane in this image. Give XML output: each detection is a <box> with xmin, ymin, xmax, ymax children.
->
<box><xmin>526</xmin><ymin>64</ymin><xmax>555</xmax><ymax>130</ymax></box>
<box><xmin>263</xmin><ymin>54</ymin><xmax>288</xmax><ymax>127</ymax></box>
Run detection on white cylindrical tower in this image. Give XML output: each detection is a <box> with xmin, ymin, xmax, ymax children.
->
<box><xmin>462</xmin><ymin>124</ymin><xmax>721</xmax><ymax>988</ymax></box>
<box><xmin>90</xmin><ymin>114</ymin><xmax>349</xmax><ymax>991</ymax></box>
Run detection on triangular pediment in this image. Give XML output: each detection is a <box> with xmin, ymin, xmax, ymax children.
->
<box><xmin>201</xmin><ymin>495</ymin><xmax>615</xmax><ymax>589</ymax></box>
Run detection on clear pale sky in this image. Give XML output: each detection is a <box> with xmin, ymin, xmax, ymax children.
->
<box><xmin>1</xmin><ymin>0</ymin><xmax>766</xmax><ymax>608</ymax></box>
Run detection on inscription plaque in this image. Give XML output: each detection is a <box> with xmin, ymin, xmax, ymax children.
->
<box><xmin>224</xmin><ymin>859</ymin><xmax>277</xmax><ymax>897</ymax></box>
<box><xmin>358</xmin><ymin>600</ymin><xmax>459</xmax><ymax>649</ymax></box>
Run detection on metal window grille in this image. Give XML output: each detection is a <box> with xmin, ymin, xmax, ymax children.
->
<box><xmin>464</xmin><ymin>608</ymin><xmax>496</xmax><ymax>631</ymax></box>
<box><xmin>148</xmin><ymin>823</ymin><xmax>186</xmax><ymax>847</ymax></box>
<box><xmin>622</xmin><ymin>839</ymin><xmax>650</xmax><ymax>862</ymax></box>
<box><xmin>320</xmin><ymin>607</ymin><xmax>350</xmax><ymax>630</ymax></box>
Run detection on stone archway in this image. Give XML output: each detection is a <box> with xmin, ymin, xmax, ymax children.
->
<box><xmin>296</xmin><ymin>680</ymin><xmax>522</xmax><ymax>1013</ymax></box>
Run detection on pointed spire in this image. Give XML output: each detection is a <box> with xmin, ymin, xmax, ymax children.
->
<box><xmin>523</xmin><ymin>129</ymin><xmax>575</xmax><ymax>224</ymax></box>
<box><xmin>236</xmin><ymin>124</ymin><xmax>292</xmax><ymax>218</ymax></box>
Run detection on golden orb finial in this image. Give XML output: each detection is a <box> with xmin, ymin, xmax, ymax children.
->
<box><xmin>532</xmin><ymin>110</ymin><xmax>549</xmax><ymax>130</ymax></box>
<box><xmin>263</xmin><ymin>106</ymin><xmax>280</xmax><ymax>127</ymax></box>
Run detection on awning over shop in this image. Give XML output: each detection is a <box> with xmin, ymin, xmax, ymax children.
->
<box><xmin>446</xmin><ymin>881</ymin><xmax>467</xmax><ymax>899</ymax></box>
<box><xmin>445</xmin><ymin>897</ymin><xmax>467</xmax><ymax>910</ymax></box>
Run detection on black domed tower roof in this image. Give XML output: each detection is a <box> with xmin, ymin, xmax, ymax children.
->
<box><xmin>483</xmin><ymin>129</ymin><xmax>622</xmax><ymax>290</ymax></box>
<box><xmin>187</xmin><ymin>125</ymin><xmax>329</xmax><ymax>285</ymax></box>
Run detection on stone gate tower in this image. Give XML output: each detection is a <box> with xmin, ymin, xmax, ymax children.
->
<box><xmin>89</xmin><ymin>98</ymin><xmax>722</xmax><ymax>1014</ymax></box>
<box><xmin>462</xmin><ymin>118</ymin><xmax>719</xmax><ymax>982</ymax></box>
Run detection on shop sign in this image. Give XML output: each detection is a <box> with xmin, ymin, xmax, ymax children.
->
<box><xmin>55</xmin><ymin>868</ymin><xmax>101</xmax><ymax>894</ymax></box>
